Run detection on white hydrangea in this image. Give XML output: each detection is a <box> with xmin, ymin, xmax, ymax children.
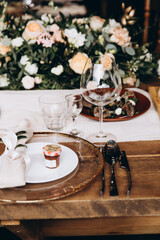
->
<box><xmin>25</xmin><ymin>62</ymin><xmax>38</xmax><ymax>75</ymax></box>
<box><xmin>0</xmin><ymin>74</ymin><xmax>9</xmax><ymax>87</ymax></box>
<box><xmin>20</xmin><ymin>55</ymin><xmax>30</xmax><ymax>65</ymax></box>
<box><xmin>145</xmin><ymin>52</ymin><xmax>152</xmax><ymax>62</ymax></box>
<box><xmin>41</xmin><ymin>13</ymin><xmax>54</xmax><ymax>24</ymax></box>
<box><xmin>11</xmin><ymin>37</ymin><xmax>24</xmax><ymax>47</ymax></box>
<box><xmin>21</xmin><ymin>76</ymin><xmax>35</xmax><ymax>89</ymax></box>
<box><xmin>64</xmin><ymin>28</ymin><xmax>86</xmax><ymax>48</ymax></box>
<box><xmin>41</xmin><ymin>14</ymin><xmax>50</xmax><ymax>23</ymax></box>
<box><xmin>51</xmin><ymin>65</ymin><xmax>64</xmax><ymax>75</ymax></box>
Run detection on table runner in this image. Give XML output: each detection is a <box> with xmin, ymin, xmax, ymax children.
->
<box><xmin>0</xmin><ymin>88</ymin><xmax>160</xmax><ymax>143</ymax></box>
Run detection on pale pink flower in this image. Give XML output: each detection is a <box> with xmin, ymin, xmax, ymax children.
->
<box><xmin>100</xmin><ymin>53</ymin><xmax>114</xmax><ymax>70</ymax></box>
<box><xmin>37</xmin><ymin>32</ymin><xmax>55</xmax><ymax>47</ymax></box>
<box><xmin>90</xmin><ymin>16</ymin><xmax>105</xmax><ymax>31</ymax></box>
<box><xmin>0</xmin><ymin>42</ymin><xmax>10</xmax><ymax>55</ymax></box>
<box><xmin>22</xmin><ymin>76</ymin><xmax>35</xmax><ymax>89</ymax></box>
<box><xmin>49</xmin><ymin>24</ymin><xmax>59</xmax><ymax>32</ymax></box>
<box><xmin>34</xmin><ymin>76</ymin><xmax>42</xmax><ymax>84</ymax></box>
<box><xmin>103</xmin><ymin>19</ymin><xmax>131</xmax><ymax>47</ymax></box>
<box><xmin>123</xmin><ymin>76</ymin><xmax>136</xmax><ymax>86</ymax></box>
<box><xmin>110</xmin><ymin>26</ymin><xmax>131</xmax><ymax>47</ymax></box>
<box><xmin>49</xmin><ymin>24</ymin><xmax>65</xmax><ymax>43</ymax></box>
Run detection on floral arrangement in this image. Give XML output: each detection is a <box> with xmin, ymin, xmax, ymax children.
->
<box><xmin>0</xmin><ymin>1</ymin><xmax>158</xmax><ymax>90</ymax></box>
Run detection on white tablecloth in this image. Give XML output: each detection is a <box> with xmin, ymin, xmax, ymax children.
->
<box><xmin>0</xmin><ymin>88</ymin><xmax>160</xmax><ymax>143</ymax></box>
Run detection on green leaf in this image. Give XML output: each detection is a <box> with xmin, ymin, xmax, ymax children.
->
<box><xmin>2</xmin><ymin>35</ymin><xmax>11</xmax><ymax>47</ymax></box>
<box><xmin>125</xmin><ymin>47</ymin><xmax>136</xmax><ymax>56</ymax></box>
<box><xmin>16</xmin><ymin>130</ymin><xmax>27</xmax><ymax>135</ymax></box>
<box><xmin>105</xmin><ymin>43</ymin><xmax>117</xmax><ymax>52</ymax></box>
<box><xmin>15</xmin><ymin>144</ymin><xmax>27</xmax><ymax>149</ymax></box>
<box><xmin>17</xmin><ymin>135</ymin><xmax>27</xmax><ymax>140</ymax></box>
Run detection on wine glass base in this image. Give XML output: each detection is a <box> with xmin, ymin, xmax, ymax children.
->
<box><xmin>87</xmin><ymin>133</ymin><xmax>116</xmax><ymax>147</ymax></box>
<box><xmin>69</xmin><ymin>130</ymin><xmax>84</xmax><ymax>138</ymax></box>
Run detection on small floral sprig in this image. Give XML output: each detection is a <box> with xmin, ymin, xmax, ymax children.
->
<box><xmin>0</xmin><ymin>1</ymin><xmax>158</xmax><ymax>90</ymax></box>
<box><xmin>15</xmin><ymin>130</ymin><xmax>27</xmax><ymax>149</ymax></box>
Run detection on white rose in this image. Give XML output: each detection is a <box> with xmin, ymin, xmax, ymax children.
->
<box><xmin>22</xmin><ymin>76</ymin><xmax>35</xmax><ymax>89</ymax></box>
<box><xmin>25</xmin><ymin>62</ymin><xmax>38</xmax><ymax>75</ymax></box>
<box><xmin>51</xmin><ymin>65</ymin><xmax>64</xmax><ymax>75</ymax></box>
<box><xmin>34</xmin><ymin>76</ymin><xmax>42</xmax><ymax>84</ymax></box>
<box><xmin>41</xmin><ymin>14</ymin><xmax>50</xmax><ymax>23</ymax></box>
<box><xmin>0</xmin><ymin>74</ymin><xmax>9</xmax><ymax>87</ymax></box>
<box><xmin>20</xmin><ymin>55</ymin><xmax>30</xmax><ymax>65</ymax></box>
<box><xmin>75</xmin><ymin>33</ymin><xmax>86</xmax><ymax>48</ymax></box>
<box><xmin>115</xmin><ymin>108</ymin><xmax>122</xmax><ymax>115</ymax></box>
<box><xmin>11</xmin><ymin>37</ymin><xmax>24</xmax><ymax>47</ymax></box>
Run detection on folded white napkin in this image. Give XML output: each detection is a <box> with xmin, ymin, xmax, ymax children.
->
<box><xmin>0</xmin><ymin>119</ymin><xmax>33</xmax><ymax>188</ymax></box>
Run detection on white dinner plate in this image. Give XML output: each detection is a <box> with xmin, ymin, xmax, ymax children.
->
<box><xmin>25</xmin><ymin>142</ymin><xmax>79</xmax><ymax>183</ymax></box>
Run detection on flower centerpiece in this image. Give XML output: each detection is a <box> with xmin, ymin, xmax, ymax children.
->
<box><xmin>0</xmin><ymin>1</ymin><xmax>158</xmax><ymax>90</ymax></box>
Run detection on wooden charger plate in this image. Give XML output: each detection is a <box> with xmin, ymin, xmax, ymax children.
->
<box><xmin>81</xmin><ymin>89</ymin><xmax>151</xmax><ymax>122</ymax></box>
<box><xmin>0</xmin><ymin>132</ymin><xmax>103</xmax><ymax>203</ymax></box>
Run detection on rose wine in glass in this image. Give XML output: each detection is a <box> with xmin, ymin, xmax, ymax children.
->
<box><xmin>80</xmin><ymin>55</ymin><xmax>122</xmax><ymax>146</ymax></box>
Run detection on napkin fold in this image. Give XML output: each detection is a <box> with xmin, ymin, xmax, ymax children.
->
<box><xmin>0</xmin><ymin>119</ymin><xmax>33</xmax><ymax>188</ymax></box>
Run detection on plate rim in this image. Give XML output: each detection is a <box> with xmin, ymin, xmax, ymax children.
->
<box><xmin>25</xmin><ymin>142</ymin><xmax>79</xmax><ymax>184</ymax></box>
<box><xmin>0</xmin><ymin>132</ymin><xmax>104</xmax><ymax>203</ymax></box>
<box><xmin>81</xmin><ymin>89</ymin><xmax>151</xmax><ymax>122</ymax></box>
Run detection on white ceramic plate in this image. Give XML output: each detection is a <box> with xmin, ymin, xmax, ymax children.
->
<box><xmin>25</xmin><ymin>142</ymin><xmax>79</xmax><ymax>183</ymax></box>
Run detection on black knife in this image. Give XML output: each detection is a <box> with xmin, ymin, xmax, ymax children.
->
<box><xmin>119</xmin><ymin>151</ymin><xmax>132</xmax><ymax>196</ymax></box>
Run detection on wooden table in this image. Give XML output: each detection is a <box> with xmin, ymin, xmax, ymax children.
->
<box><xmin>0</xmin><ymin>139</ymin><xmax>160</xmax><ymax>240</ymax></box>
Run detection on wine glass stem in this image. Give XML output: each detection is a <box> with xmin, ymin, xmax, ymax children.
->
<box><xmin>71</xmin><ymin>116</ymin><xmax>78</xmax><ymax>135</ymax></box>
<box><xmin>98</xmin><ymin>106</ymin><xmax>104</xmax><ymax>138</ymax></box>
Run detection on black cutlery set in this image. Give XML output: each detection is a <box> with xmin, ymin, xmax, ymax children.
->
<box><xmin>100</xmin><ymin>140</ymin><xmax>132</xmax><ymax>197</ymax></box>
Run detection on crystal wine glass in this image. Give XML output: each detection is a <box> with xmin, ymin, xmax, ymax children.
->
<box><xmin>80</xmin><ymin>55</ymin><xmax>122</xmax><ymax>145</ymax></box>
<box><xmin>65</xmin><ymin>94</ymin><xmax>83</xmax><ymax>136</ymax></box>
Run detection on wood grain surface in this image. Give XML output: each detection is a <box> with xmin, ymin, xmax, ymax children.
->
<box><xmin>0</xmin><ymin>139</ymin><xmax>160</xmax><ymax>239</ymax></box>
<box><xmin>0</xmin><ymin>140</ymin><xmax>160</xmax><ymax>219</ymax></box>
<box><xmin>149</xmin><ymin>86</ymin><xmax>160</xmax><ymax>118</ymax></box>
